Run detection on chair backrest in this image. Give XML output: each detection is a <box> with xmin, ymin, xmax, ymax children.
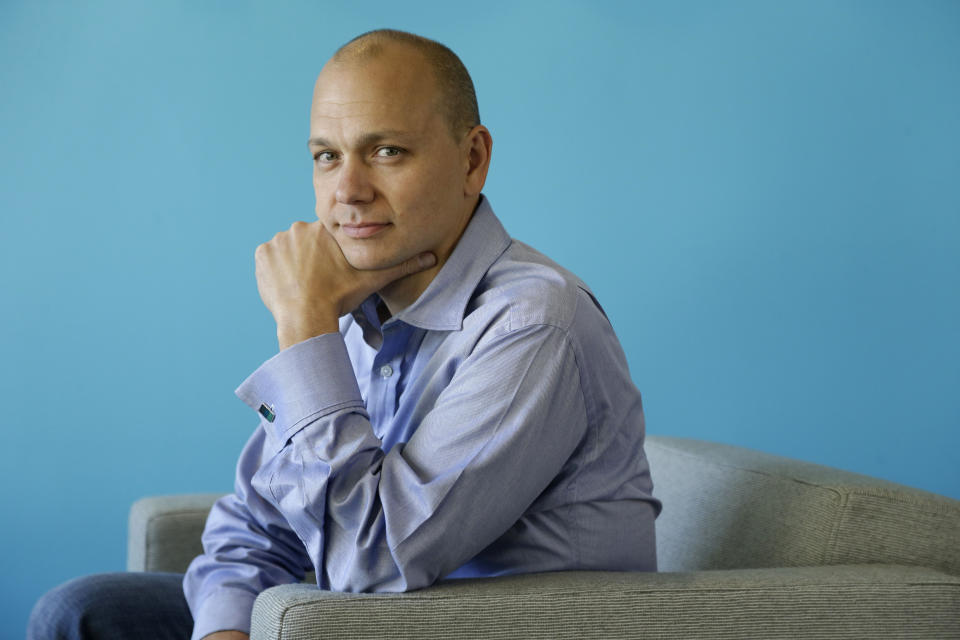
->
<box><xmin>645</xmin><ymin>435</ymin><xmax>960</xmax><ymax>575</ymax></box>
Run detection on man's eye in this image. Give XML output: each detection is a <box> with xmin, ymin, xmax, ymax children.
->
<box><xmin>314</xmin><ymin>151</ymin><xmax>337</xmax><ymax>163</ymax></box>
<box><xmin>376</xmin><ymin>147</ymin><xmax>402</xmax><ymax>158</ymax></box>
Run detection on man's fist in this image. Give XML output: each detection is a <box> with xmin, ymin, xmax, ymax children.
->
<box><xmin>254</xmin><ymin>220</ymin><xmax>435</xmax><ymax>349</ymax></box>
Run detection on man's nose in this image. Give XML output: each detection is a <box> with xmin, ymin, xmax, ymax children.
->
<box><xmin>335</xmin><ymin>158</ymin><xmax>375</xmax><ymax>204</ymax></box>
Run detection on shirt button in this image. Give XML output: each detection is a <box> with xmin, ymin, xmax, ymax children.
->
<box><xmin>379</xmin><ymin>364</ymin><xmax>394</xmax><ymax>378</ymax></box>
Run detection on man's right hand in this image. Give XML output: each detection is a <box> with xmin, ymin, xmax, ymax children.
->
<box><xmin>254</xmin><ymin>219</ymin><xmax>437</xmax><ymax>351</ymax></box>
<box><xmin>202</xmin><ymin>632</ymin><xmax>249</xmax><ymax>640</ymax></box>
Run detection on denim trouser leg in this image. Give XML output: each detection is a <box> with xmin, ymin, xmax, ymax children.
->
<box><xmin>27</xmin><ymin>572</ymin><xmax>193</xmax><ymax>640</ymax></box>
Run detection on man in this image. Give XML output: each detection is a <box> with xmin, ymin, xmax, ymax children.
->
<box><xmin>29</xmin><ymin>29</ymin><xmax>659</xmax><ymax>640</ymax></box>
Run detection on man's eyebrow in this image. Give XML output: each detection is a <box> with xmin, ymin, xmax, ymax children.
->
<box><xmin>306</xmin><ymin>130</ymin><xmax>412</xmax><ymax>150</ymax></box>
<box><xmin>307</xmin><ymin>136</ymin><xmax>331</xmax><ymax>149</ymax></box>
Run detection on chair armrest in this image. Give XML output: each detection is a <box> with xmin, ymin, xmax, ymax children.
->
<box><xmin>251</xmin><ymin>566</ymin><xmax>960</xmax><ymax>640</ymax></box>
<box><xmin>128</xmin><ymin>493</ymin><xmax>226</xmax><ymax>573</ymax></box>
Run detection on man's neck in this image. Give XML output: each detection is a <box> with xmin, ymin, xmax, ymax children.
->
<box><xmin>378</xmin><ymin>196</ymin><xmax>480</xmax><ymax>319</ymax></box>
<box><xmin>378</xmin><ymin>264</ymin><xmax>441</xmax><ymax>319</ymax></box>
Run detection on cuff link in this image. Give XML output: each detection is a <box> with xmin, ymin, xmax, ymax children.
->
<box><xmin>258</xmin><ymin>403</ymin><xmax>276</xmax><ymax>423</ymax></box>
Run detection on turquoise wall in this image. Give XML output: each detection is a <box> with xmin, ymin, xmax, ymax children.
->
<box><xmin>2</xmin><ymin>1</ymin><xmax>957</xmax><ymax>636</ymax></box>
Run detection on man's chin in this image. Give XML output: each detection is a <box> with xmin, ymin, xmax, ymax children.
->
<box><xmin>343</xmin><ymin>252</ymin><xmax>404</xmax><ymax>273</ymax></box>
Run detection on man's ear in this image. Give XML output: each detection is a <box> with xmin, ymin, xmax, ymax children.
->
<box><xmin>463</xmin><ymin>125</ymin><xmax>492</xmax><ymax>197</ymax></box>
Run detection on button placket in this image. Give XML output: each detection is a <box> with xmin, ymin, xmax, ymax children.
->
<box><xmin>369</xmin><ymin>321</ymin><xmax>409</xmax><ymax>428</ymax></box>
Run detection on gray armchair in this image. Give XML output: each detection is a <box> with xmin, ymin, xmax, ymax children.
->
<box><xmin>128</xmin><ymin>435</ymin><xmax>960</xmax><ymax>639</ymax></box>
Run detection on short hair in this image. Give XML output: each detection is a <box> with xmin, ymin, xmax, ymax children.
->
<box><xmin>332</xmin><ymin>29</ymin><xmax>481</xmax><ymax>138</ymax></box>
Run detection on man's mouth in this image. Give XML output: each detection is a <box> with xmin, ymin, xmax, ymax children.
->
<box><xmin>340</xmin><ymin>222</ymin><xmax>391</xmax><ymax>239</ymax></box>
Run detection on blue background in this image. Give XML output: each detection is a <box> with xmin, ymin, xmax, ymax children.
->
<box><xmin>2</xmin><ymin>1</ymin><xmax>958</xmax><ymax>636</ymax></box>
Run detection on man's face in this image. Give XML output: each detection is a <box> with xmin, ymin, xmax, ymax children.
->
<box><xmin>309</xmin><ymin>46</ymin><xmax>472</xmax><ymax>272</ymax></box>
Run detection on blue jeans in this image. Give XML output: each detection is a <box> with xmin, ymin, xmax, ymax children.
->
<box><xmin>27</xmin><ymin>572</ymin><xmax>193</xmax><ymax>640</ymax></box>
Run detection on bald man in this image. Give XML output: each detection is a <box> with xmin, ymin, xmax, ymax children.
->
<box><xmin>29</xmin><ymin>30</ymin><xmax>660</xmax><ymax>640</ymax></box>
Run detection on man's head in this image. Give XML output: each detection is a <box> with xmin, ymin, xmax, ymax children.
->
<box><xmin>309</xmin><ymin>29</ymin><xmax>492</xmax><ymax>290</ymax></box>
<box><xmin>331</xmin><ymin>29</ymin><xmax>481</xmax><ymax>139</ymax></box>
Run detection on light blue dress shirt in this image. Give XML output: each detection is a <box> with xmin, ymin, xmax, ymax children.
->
<box><xmin>183</xmin><ymin>197</ymin><xmax>661</xmax><ymax>639</ymax></box>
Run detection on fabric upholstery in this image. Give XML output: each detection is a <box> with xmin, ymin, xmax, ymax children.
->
<box><xmin>645</xmin><ymin>436</ymin><xmax>960</xmax><ymax>576</ymax></box>
<box><xmin>128</xmin><ymin>493</ymin><xmax>224</xmax><ymax>573</ymax></box>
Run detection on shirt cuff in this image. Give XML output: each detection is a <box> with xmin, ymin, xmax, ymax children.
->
<box><xmin>190</xmin><ymin>587</ymin><xmax>258</xmax><ymax>640</ymax></box>
<box><xmin>235</xmin><ymin>333</ymin><xmax>364</xmax><ymax>451</ymax></box>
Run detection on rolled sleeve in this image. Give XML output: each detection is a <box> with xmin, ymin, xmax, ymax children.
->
<box><xmin>235</xmin><ymin>333</ymin><xmax>365</xmax><ymax>451</ymax></box>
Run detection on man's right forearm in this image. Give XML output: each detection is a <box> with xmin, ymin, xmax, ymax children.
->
<box><xmin>183</xmin><ymin>434</ymin><xmax>314</xmax><ymax>639</ymax></box>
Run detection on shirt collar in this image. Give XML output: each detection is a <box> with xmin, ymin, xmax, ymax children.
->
<box><xmin>353</xmin><ymin>196</ymin><xmax>511</xmax><ymax>333</ymax></box>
